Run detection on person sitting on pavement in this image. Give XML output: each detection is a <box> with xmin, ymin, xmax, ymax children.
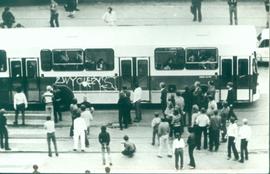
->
<box><xmin>1</xmin><ymin>7</ymin><xmax>15</xmax><ymax>28</ymax></box>
<box><xmin>121</xmin><ymin>135</ymin><xmax>136</xmax><ymax>157</ymax></box>
<box><xmin>0</xmin><ymin>109</ymin><xmax>11</xmax><ymax>151</ymax></box>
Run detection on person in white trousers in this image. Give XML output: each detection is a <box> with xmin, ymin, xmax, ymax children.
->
<box><xmin>73</xmin><ymin>110</ymin><xmax>87</xmax><ymax>152</ymax></box>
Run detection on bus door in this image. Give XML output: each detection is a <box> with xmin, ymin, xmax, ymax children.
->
<box><xmin>119</xmin><ymin>57</ymin><xmax>150</xmax><ymax>102</ymax></box>
<box><xmin>10</xmin><ymin>58</ymin><xmax>40</xmax><ymax>103</ymax></box>
<box><xmin>220</xmin><ymin>57</ymin><xmax>250</xmax><ymax>102</ymax></box>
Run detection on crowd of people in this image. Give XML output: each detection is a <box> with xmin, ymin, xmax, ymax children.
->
<box><xmin>1</xmin><ymin>0</ymin><xmax>269</xmax><ymax>28</ymax></box>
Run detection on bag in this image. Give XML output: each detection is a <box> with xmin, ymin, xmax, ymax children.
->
<box><xmin>190</xmin><ymin>5</ymin><xmax>195</xmax><ymax>14</ymax></box>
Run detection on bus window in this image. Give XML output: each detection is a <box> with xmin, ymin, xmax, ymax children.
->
<box><xmin>52</xmin><ymin>49</ymin><xmax>84</xmax><ymax>71</ymax></box>
<box><xmin>137</xmin><ymin>59</ymin><xmax>149</xmax><ymax>90</ymax></box>
<box><xmin>238</xmin><ymin>59</ymin><xmax>249</xmax><ymax>88</ymax></box>
<box><xmin>154</xmin><ymin>48</ymin><xmax>185</xmax><ymax>70</ymax></box>
<box><xmin>40</xmin><ymin>50</ymin><xmax>52</xmax><ymax>71</ymax></box>
<box><xmin>84</xmin><ymin>49</ymin><xmax>114</xmax><ymax>71</ymax></box>
<box><xmin>0</xmin><ymin>50</ymin><xmax>7</xmax><ymax>72</ymax></box>
<box><xmin>11</xmin><ymin>61</ymin><xmax>22</xmax><ymax>78</ymax></box>
<box><xmin>259</xmin><ymin>39</ymin><xmax>269</xmax><ymax>48</ymax></box>
<box><xmin>186</xmin><ymin>48</ymin><xmax>218</xmax><ymax>70</ymax></box>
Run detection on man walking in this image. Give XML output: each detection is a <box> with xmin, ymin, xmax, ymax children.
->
<box><xmin>13</xmin><ymin>86</ymin><xmax>28</xmax><ymax>125</ymax></box>
<box><xmin>227</xmin><ymin>117</ymin><xmax>239</xmax><ymax>160</ymax></box>
<box><xmin>44</xmin><ymin>116</ymin><xmax>58</xmax><ymax>157</ymax></box>
<box><xmin>73</xmin><ymin>111</ymin><xmax>87</xmax><ymax>152</ymax></box>
<box><xmin>228</xmin><ymin>0</ymin><xmax>238</xmax><ymax>25</ymax></box>
<box><xmin>160</xmin><ymin>82</ymin><xmax>167</xmax><ymax>114</ymax></box>
<box><xmin>50</xmin><ymin>0</ymin><xmax>59</xmax><ymax>27</ymax></box>
<box><xmin>102</xmin><ymin>7</ymin><xmax>117</xmax><ymax>26</ymax></box>
<box><xmin>209</xmin><ymin>110</ymin><xmax>221</xmax><ymax>152</ymax></box>
<box><xmin>158</xmin><ymin>118</ymin><xmax>172</xmax><ymax>158</ymax></box>
<box><xmin>195</xmin><ymin>107</ymin><xmax>209</xmax><ymax>150</ymax></box>
<box><xmin>191</xmin><ymin>0</ymin><xmax>203</xmax><ymax>22</ymax></box>
<box><xmin>173</xmin><ymin>133</ymin><xmax>185</xmax><ymax>170</ymax></box>
<box><xmin>133</xmin><ymin>82</ymin><xmax>142</xmax><ymax>122</ymax></box>
<box><xmin>238</xmin><ymin>118</ymin><xmax>251</xmax><ymax>163</ymax></box>
<box><xmin>0</xmin><ymin>109</ymin><xmax>11</xmax><ymax>151</ymax></box>
<box><xmin>98</xmin><ymin>126</ymin><xmax>112</xmax><ymax>166</ymax></box>
<box><xmin>226</xmin><ymin>82</ymin><xmax>235</xmax><ymax>107</ymax></box>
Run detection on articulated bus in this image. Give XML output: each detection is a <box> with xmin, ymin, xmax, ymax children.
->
<box><xmin>0</xmin><ymin>25</ymin><xmax>259</xmax><ymax>108</ymax></box>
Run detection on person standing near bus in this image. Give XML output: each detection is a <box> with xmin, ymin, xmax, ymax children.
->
<box><xmin>226</xmin><ymin>82</ymin><xmax>235</xmax><ymax>108</ymax></box>
<box><xmin>49</xmin><ymin>0</ymin><xmax>59</xmax><ymax>27</ymax></box>
<box><xmin>160</xmin><ymin>82</ymin><xmax>167</xmax><ymax>115</ymax></box>
<box><xmin>13</xmin><ymin>86</ymin><xmax>28</xmax><ymax>125</ymax></box>
<box><xmin>52</xmin><ymin>85</ymin><xmax>62</xmax><ymax>123</ymax></box>
<box><xmin>98</xmin><ymin>125</ymin><xmax>112</xmax><ymax>166</ymax></box>
<box><xmin>43</xmin><ymin>86</ymin><xmax>54</xmax><ymax>122</ymax></box>
<box><xmin>0</xmin><ymin>109</ymin><xmax>11</xmax><ymax>151</ymax></box>
<box><xmin>191</xmin><ymin>0</ymin><xmax>203</xmax><ymax>22</ymax></box>
<box><xmin>102</xmin><ymin>7</ymin><xmax>117</xmax><ymax>26</ymax></box>
<box><xmin>265</xmin><ymin>0</ymin><xmax>270</xmax><ymax>28</ymax></box>
<box><xmin>133</xmin><ymin>82</ymin><xmax>142</xmax><ymax>122</ymax></box>
<box><xmin>228</xmin><ymin>0</ymin><xmax>238</xmax><ymax>25</ymax></box>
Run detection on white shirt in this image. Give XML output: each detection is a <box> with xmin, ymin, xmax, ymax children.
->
<box><xmin>191</xmin><ymin>112</ymin><xmax>200</xmax><ymax>127</ymax></box>
<box><xmin>227</xmin><ymin>122</ymin><xmax>238</xmax><ymax>137</ymax></box>
<box><xmin>14</xmin><ymin>92</ymin><xmax>28</xmax><ymax>109</ymax></box>
<box><xmin>208</xmin><ymin>100</ymin><xmax>217</xmax><ymax>111</ymax></box>
<box><xmin>102</xmin><ymin>11</ymin><xmax>117</xmax><ymax>26</ymax></box>
<box><xmin>81</xmin><ymin>110</ymin><xmax>93</xmax><ymax>127</ymax></box>
<box><xmin>239</xmin><ymin>125</ymin><xmax>251</xmax><ymax>141</ymax></box>
<box><xmin>172</xmin><ymin>138</ymin><xmax>185</xmax><ymax>151</ymax></box>
<box><xmin>44</xmin><ymin>120</ymin><xmax>55</xmax><ymax>133</ymax></box>
<box><xmin>74</xmin><ymin>117</ymin><xmax>87</xmax><ymax>134</ymax></box>
<box><xmin>151</xmin><ymin>117</ymin><xmax>161</xmax><ymax>128</ymax></box>
<box><xmin>43</xmin><ymin>91</ymin><xmax>53</xmax><ymax>104</ymax></box>
<box><xmin>195</xmin><ymin>113</ymin><xmax>210</xmax><ymax>127</ymax></box>
<box><xmin>133</xmin><ymin>87</ymin><xmax>142</xmax><ymax>103</ymax></box>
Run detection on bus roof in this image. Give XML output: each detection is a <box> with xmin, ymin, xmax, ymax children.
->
<box><xmin>0</xmin><ymin>25</ymin><xmax>257</xmax><ymax>57</ymax></box>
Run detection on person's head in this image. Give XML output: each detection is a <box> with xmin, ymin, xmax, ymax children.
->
<box><xmin>188</xmin><ymin>127</ymin><xmax>194</xmax><ymax>133</ymax></box>
<box><xmin>213</xmin><ymin>110</ymin><xmax>218</xmax><ymax>116</ymax></box>
<box><xmin>71</xmin><ymin>98</ymin><xmax>78</xmax><ymax>104</ymax></box>
<box><xmin>222</xmin><ymin>101</ymin><xmax>228</xmax><ymax>108</ymax></box>
<box><xmin>161</xmin><ymin>117</ymin><xmax>166</xmax><ymax>122</ymax></box>
<box><xmin>173</xmin><ymin>109</ymin><xmax>179</xmax><ymax>116</ymax></box>
<box><xmin>184</xmin><ymin>86</ymin><xmax>190</xmax><ymax>92</ymax></box>
<box><xmin>98</xmin><ymin>58</ymin><xmax>104</xmax><ymax>64</ymax></box>
<box><xmin>101</xmin><ymin>125</ymin><xmax>107</xmax><ymax>132</ymax></box>
<box><xmin>105</xmin><ymin>166</ymin><xmax>111</xmax><ymax>173</ymax></box>
<box><xmin>159</xmin><ymin>82</ymin><xmax>166</xmax><ymax>89</ymax></box>
<box><xmin>4</xmin><ymin>7</ymin><xmax>10</xmax><ymax>11</ymax></box>
<box><xmin>194</xmin><ymin>81</ymin><xmax>200</xmax><ymax>87</ymax></box>
<box><xmin>192</xmin><ymin>104</ymin><xmax>199</xmax><ymax>113</ymax></box>
<box><xmin>107</xmin><ymin>7</ymin><xmax>112</xmax><ymax>13</ymax></box>
<box><xmin>46</xmin><ymin>85</ymin><xmax>53</xmax><ymax>92</ymax></box>
<box><xmin>75</xmin><ymin>109</ymin><xmax>81</xmax><ymax>118</ymax></box>
<box><xmin>176</xmin><ymin>90</ymin><xmax>181</xmax><ymax>97</ymax></box>
<box><xmin>33</xmin><ymin>164</ymin><xmax>38</xmax><ymax>171</ymax></box>
<box><xmin>200</xmin><ymin>107</ymin><xmax>206</xmax><ymax>114</ymax></box>
<box><xmin>0</xmin><ymin>108</ymin><xmax>6</xmax><ymax>115</ymax></box>
<box><xmin>208</xmin><ymin>95</ymin><xmax>214</xmax><ymax>101</ymax></box>
<box><xmin>242</xmin><ymin>118</ymin><xmax>248</xmax><ymax>125</ymax></box>
<box><xmin>154</xmin><ymin>112</ymin><xmax>159</xmax><ymax>117</ymax></box>
<box><xmin>83</xmin><ymin>96</ymin><xmax>88</xmax><ymax>102</ymax></box>
<box><xmin>85</xmin><ymin>170</ymin><xmax>91</xmax><ymax>173</ymax></box>
<box><xmin>227</xmin><ymin>82</ymin><xmax>233</xmax><ymax>89</ymax></box>
<box><xmin>80</xmin><ymin>104</ymin><xmax>86</xmax><ymax>112</ymax></box>
<box><xmin>175</xmin><ymin>133</ymin><xmax>181</xmax><ymax>140</ymax></box>
<box><xmin>134</xmin><ymin>82</ymin><xmax>139</xmax><ymax>88</ymax></box>
<box><xmin>208</xmin><ymin>80</ymin><xmax>214</xmax><ymax>86</ymax></box>
<box><xmin>16</xmin><ymin>86</ymin><xmax>22</xmax><ymax>93</ymax></box>
<box><xmin>119</xmin><ymin>91</ymin><xmax>125</xmax><ymax>98</ymax></box>
<box><xmin>230</xmin><ymin>117</ymin><xmax>235</xmax><ymax>124</ymax></box>
<box><xmin>123</xmin><ymin>135</ymin><xmax>129</xmax><ymax>141</ymax></box>
<box><xmin>46</xmin><ymin>116</ymin><xmax>51</xmax><ymax>121</ymax></box>
<box><xmin>122</xmin><ymin>86</ymin><xmax>127</xmax><ymax>90</ymax></box>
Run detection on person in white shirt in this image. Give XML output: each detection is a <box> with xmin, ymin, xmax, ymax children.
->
<box><xmin>227</xmin><ymin>117</ymin><xmax>239</xmax><ymax>160</ymax></box>
<box><xmin>42</xmin><ymin>86</ymin><xmax>54</xmax><ymax>122</ymax></box>
<box><xmin>73</xmin><ymin>111</ymin><xmax>87</xmax><ymax>151</ymax></box>
<box><xmin>173</xmin><ymin>133</ymin><xmax>185</xmax><ymax>170</ymax></box>
<box><xmin>13</xmin><ymin>86</ymin><xmax>28</xmax><ymax>125</ymax></box>
<box><xmin>102</xmin><ymin>7</ymin><xmax>117</xmax><ymax>26</ymax></box>
<box><xmin>207</xmin><ymin>95</ymin><xmax>217</xmax><ymax>116</ymax></box>
<box><xmin>44</xmin><ymin>116</ymin><xmax>58</xmax><ymax>157</ymax></box>
<box><xmin>238</xmin><ymin>118</ymin><xmax>251</xmax><ymax>163</ymax></box>
<box><xmin>80</xmin><ymin>105</ymin><xmax>93</xmax><ymax>148</ymax></box>
<box><xmin>151</xmin><ymin>112</ymin><xmax>161</xmax><ymax>146</ymax></box>
<box><xmin>133</xmin><ymin>82</ymin><xmax>142</xmax><ymax>122</ymax></box>
<box><xmin>195</xmin><ymin>107</ymin><xmax>210</xmax><ymax>150</ymax></box>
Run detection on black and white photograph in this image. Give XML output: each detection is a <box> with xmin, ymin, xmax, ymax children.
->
<box><xmin>0</xmin><ymin>0</ymin><xmax>269</xmax><ymax>173</ymax></box>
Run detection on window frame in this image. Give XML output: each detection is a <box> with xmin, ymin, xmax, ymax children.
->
<box><xmin>52</xmin><ymin>49</ymin><xmax>84</xmax><ymax>65</ymax></box>
<box><xmin>0</xmin><ymin>50</ymin><xmax>7</xmax><ymax>72</ymax></box>
<box><xmin>40</xmin><ymin>49</ymin><xmax>53</xmax><ymax>71</ymax></box>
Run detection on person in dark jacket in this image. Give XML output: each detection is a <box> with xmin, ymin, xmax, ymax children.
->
<box><xmin>160</xmin><ymin>82</ymin><xmax>168</xmax><ymax>114</ymax></box>
<box><xmin>220</xmin><ymin>101</ymin><xmax>230</xmax><ymax>142</ymax></box>
<box><xmin>182</xmin><ymin>86</ymin><xmax>193</xmax><ymax>126</ymax></box>
<box><xmin>65</xmin><ymin>0</ymin><xmax>76</xmax><ymax>18</ymax></box>
<box><xmin>1</xmin><ymin>7</ymin><xmax>15</xmax><ymax>28</ymax></box>
<box><xmin>187</xmin><ymin>127</ymin><xmax>196</xmax><ymax>169</ymax></box>
<box><xmin>53</xmin><ymin>85</ymin><xmax>62</xmax><ymax>123</ymax></box>
<box><xmin>0</xmin><ymin>109</ymin><xmax>11</xmax><ymax>150</ymax></box>
<box><xmin>122</xmin><ymin>86</ymin><xmax>132</xmax><ymax>124</ymax></box>
<box><xmin>98</xmin><ymin>126</ymin><xmax>112</xmax><ymax>166</ymax></box>
<box><xmin>226</xmin><ymin>82</ymin><xmax>235</xmax><ymax>108</ymax></box>
<box><xmin>191</xmin><ymin>0</ymin><xmax>203</xmax><ymax>22</ymax></box>
<box><xmin>117</xmin><ymin>92</ymin><xmax>131</xmax><ymax>130</ymax></box>
<box><xmin>209</xmin><ymin>110</ymin><xmax>221</xmax><ymax>152</ymax></box>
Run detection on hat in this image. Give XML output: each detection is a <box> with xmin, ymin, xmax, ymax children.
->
<box><xmin>0</xmin><ymin>108</ymin><xmax>6</xmax><ymax>114</ymax></box>
<box><xmin>46</xmin><ymin>85</ymin><xmax>53</xmax><ymax>91</ymax></box>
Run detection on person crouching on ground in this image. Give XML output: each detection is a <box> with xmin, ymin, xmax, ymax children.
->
<box><xmin>121</xmin><ymin>135</ymin><xmax>136</xmax><ymax>157</ymax></box>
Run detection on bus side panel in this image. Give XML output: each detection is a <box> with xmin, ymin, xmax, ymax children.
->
<box><xmin>0</xmin><ymin>78</ymin><xmax>11</xmax><ymax>106</ymax></box>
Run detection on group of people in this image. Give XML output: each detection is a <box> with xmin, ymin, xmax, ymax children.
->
<box><xmin>150</xmin><ymin>80</ymin><xmax>252</xmax><ymax>170</ymax></box>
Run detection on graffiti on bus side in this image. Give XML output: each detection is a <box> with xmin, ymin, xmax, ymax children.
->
<box><xmin>54</xmin><ymin>76</ymin><xmax>117</xmax><ymax>91</ymax></box>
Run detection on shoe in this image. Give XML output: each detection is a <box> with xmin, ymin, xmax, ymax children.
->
<box><xmin>75</xmin><ymin>8</ymin><xmax>80</xmax><ymax>11</ymax></box>
<box><xmin>56</xmin><ymin>153</ymin><xmax>59</xmax><ymax>157</ymax></box>
<box><xmin>13</xmin><ymin>122</ymin><xmax>18</xmax><ymax>125</ymax></box>
<box><xmin>73</xmin><ymin>149</ymin><xmax>77</xmax><ymax>151</ymax></box>
<box><xmin>233</xmin><ymin>158</ymin><xmax>239</xmax><ymax>161</ymax></box>
<box><xmin>180</xmin><ymin>166</ymin><xmax>184</xmax><ymax>170</ymax></box>
<box><xmin>189</xmin><ymin>166</ymin><xmax>195</xmax><ymax>169</ymax></box>
<box><xmin>196</xmin><ymin>147</ymin><xmax>201</xmax><ymax>150</ymax></box>
<box><xmin>48</xmin><ymin>154</ymin><xmax>52</xmax><ymax>157</ymax></box>
<box><xmin>109</xmin><ymin>163</ymin><xmax>112</xmax><ymax>166</ymax></box>
<box><xmin>245</xmin><ymin>158</ymin><xmax>248</xmax><ymax>161</ymax></box>
<box><xmin>238</xmin><ymin>160</ymin><xmax>244</xmax><ymax>163</ymax></box>
<box><xmin>227</xmin><ymin>157</ymin><xmax>231</xmax><ymax>160</ymax></box>
<box><xmin>151</xmin><ymin>143</ymin><xmax>155</xmax><ymax>146</ymax></box>
<box><xmin>157</xmin><ymin>155</ymin><xmax>162</xmax><ymax>158</ymax></box>
<box><xmin>209</xmin><ymin>149</ymin><xmax>213</xmax><ymax>152</ymax></box>
<box><xmin>81</xmin><ymin>150</ymin><xmax>85</xmax><ymax>152</ymax></box>
<box><xmin>103</xmin><ymin>162</ymin><xmax>106</xmax><ymax>165</ymax></box>
<box><xmin>5</xmin><ymin>148</ymin><xmax>11</xmax><ymax>151</ymax></box>
<box><xmin>167</xmin><ymin>155</ymin><xmax>172</xmax><ymax>158</ymax></box>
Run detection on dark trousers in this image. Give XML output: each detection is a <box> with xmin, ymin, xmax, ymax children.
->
<box><xmin>227</xmin><ymin>136</ymin><xmax>239</xmax><ymax>159</ymax></box>
<box><xmin>152</xmin><ymin>127</ymin><xmax>159</xmax><ymax>145</ymax></box>
<box><xmin>135</xmin><ymin>101</ymin><xmax>142</xmax><ymax>121</ymax></box>
<box><xmin>188</xmin><ymin>145</ymin><xmax>196</xmax><ymax>167</ymax></box>
<box><xmin>119</xmin><ymin>110</ymin><xmax>128</xmax><ymax>130</ymax></box>
<box><xmin>122</xmin><ymin>149</ymin><xmax>135</xmax><ymax>157</ymax></box>
<box><xmin>161</xmin><ymin>101</ymin><xmax>167</xmax><ymax>114</ymax></box>
<box><xmin>197</xmin><ymin>126</ymin><xmax>208</xmax><ymax>149</ymax></box>
<box><xmin>0</xmin><ymin>128</ymin><xmax>9</xmax><ymax>149</ymax></box>
<box><xmin>174</xmin><ymin>148</ymin><xmax>184</xmax><ymax>169</ymax></box>
<box><xmin>53</xmin><ymin>103</ymin><xmax>62</xmax><ymax>123</ymax></box>
<box><xmin>47</xmin><ymin>132</ymin><xmax>58</xmax><ymax>156</ymax></box>
<box><xmin>50</xmin><ymin>13</ymin><xmax>59</xmax><ymax>27</ymax></box>
<box><xmin>221</xmin><ymin>120</ymin><xmax>227</xmax><ymax>141</ymax></box>
<box><xmin>229</xmin><ymin>5</ymin><xmax>238</xmax><ymax>25</ymax></box>
<box><xmin>15</xmin><ymin>104</ymin><xmax>25</xmax><ymax>125</ymax></box>
<box><xmin>240</xmin><ymin>139</ymin><xmax>248</xmax><ymax>161</ymax></box>
<box><xmin>193</xmin><ymin>4</ymin><xmax>202</xmax><ymax>22</ymax></box>
<box><xmin>85</xmin><ymin>131</ymin><xmax>89</xmax><ymax>147</ymax></box>
<box><xmin>209</xmin><ymin>129</ymin><xmax>220</xmax><ymax>151</ymax></box>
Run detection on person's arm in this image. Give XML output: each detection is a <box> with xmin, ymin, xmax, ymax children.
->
<box><xmin>24</xmin><ymin>93</ymin><xmax>28</xmax><ymax>108</ymax></box>
<box><xmin>107</xmin><ymin>133</ymin><xmax>110</xmax><ymax>145</ymax></box>
<box><xmin>102</xmin><ymin>13</ymin><xmax>108</xmax><ymax>23</ymax></box>
<box><xmin>13</xmin><ymin>94</ymin><xmax>17</xmax><ymax>110</ymax></box>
